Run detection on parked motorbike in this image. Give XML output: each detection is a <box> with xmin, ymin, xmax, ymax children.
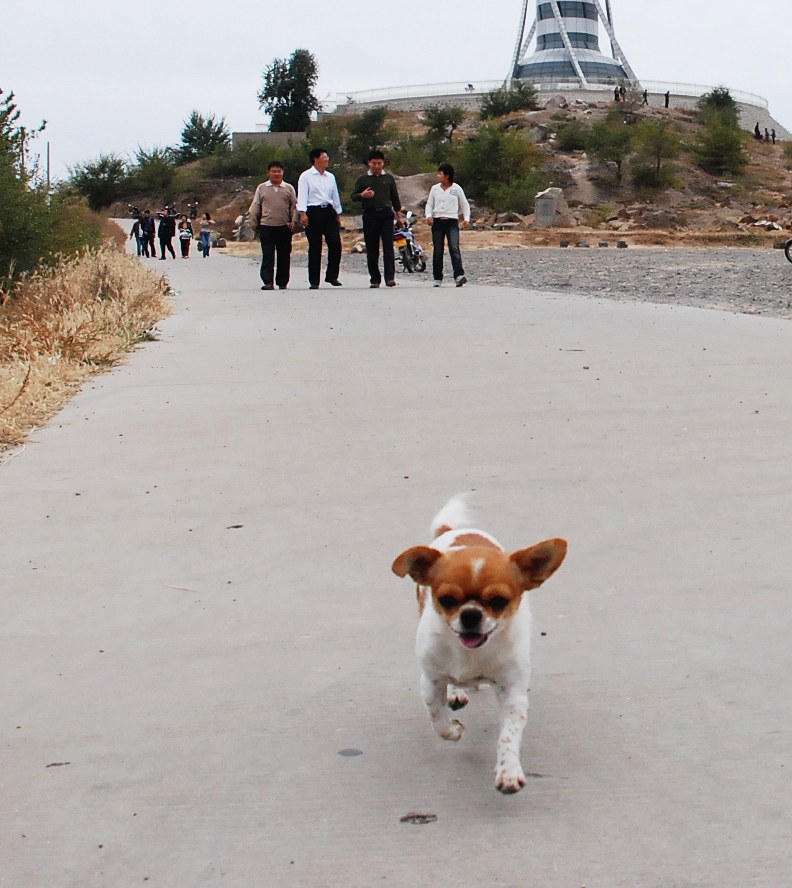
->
<box><xmin>128</xmin><ymin>204</ymin><xmax>141</xmax><ymax>218</ymax></box>
<box><xmin>187</xmin><ymin>201</ymin><xmax>199</xmax><ymax>220</ymax></box>
<box><xmin>394</xmin><ymin>211</ymin><xmax>426</xmax><ymax>273</ymax></box>
<box><xmin>785</xmin><ymin>238</ymin><xmax>792</xmax><ymax>264</ymax></box>
<box><xmin>157</xmin><ymin>203</ymin><xmax>179</xmax><ymax>219</ymax></box>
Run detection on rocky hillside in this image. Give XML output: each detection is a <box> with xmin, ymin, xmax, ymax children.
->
<box><xmin>113</xmin><ymin>99</ymin><xmax>792</xmax><ymax>248</ymax></box>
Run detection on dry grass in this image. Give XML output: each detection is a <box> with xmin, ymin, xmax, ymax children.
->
<box><xmin>0</xmin><ymin>244</ymin><xmax>171</xmax><ymax>448</ymax></box>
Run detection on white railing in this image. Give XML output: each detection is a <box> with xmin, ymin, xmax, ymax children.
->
<box><xmin>335</xmin><ymin>79</ymin><xmax>769</xmax><ymax>109</ymax></box>
<box><xmin>335</xmin><ymin>81</ymin><xmax>506</xmax><ymax>105</ymax></box>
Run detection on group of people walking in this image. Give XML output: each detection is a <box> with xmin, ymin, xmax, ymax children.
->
<box><xmin>246</xmin><ymin>148</ymin><xmax>470</xmax><ymax>291</ymax></box>
<box><xmin>130</xmin><ymin>210</ymin><xmax>215</xmax><ymax>260</ymax></box>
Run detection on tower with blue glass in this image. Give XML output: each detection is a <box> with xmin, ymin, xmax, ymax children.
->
<box><xmin>510</xmin><ymin>0</ymin><xmax>638</xmax><ymax>88</ymax></box>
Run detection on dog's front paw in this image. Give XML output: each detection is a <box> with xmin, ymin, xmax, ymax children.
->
<box><xmin>447</xmin><ymin>687</ymin><xmax>469</xmax><ymax>711</ymax></box>
<box><xmin>496</xmin><ymin>766</ymin><xmax>526</xmax><ymax>794</ymax></box>
<box><xmin>436</xmin><ymin>718</ymin><xmax>465</xmax><ymax>742</ymax></box>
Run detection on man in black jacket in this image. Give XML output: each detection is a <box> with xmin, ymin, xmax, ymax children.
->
<box><xmin>140</xmin><ymin>209</ymin><xmax>156</xmax><ymax>258</ymax></box>
<box><xmin>157</xmin><ymin>208</ymin><xmax>176</xmax><ymax>260</ymax></box>
<box><xmin>351</xmin><ymin>150</ymin><xmax>403</xmax><ymax>288</ymax></box>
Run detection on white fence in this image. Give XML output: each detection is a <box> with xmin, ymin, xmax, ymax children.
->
<box><xmin>334</xmin><ymin>79</ymin><xmax>769</xmax><ymax>110</ymax></box>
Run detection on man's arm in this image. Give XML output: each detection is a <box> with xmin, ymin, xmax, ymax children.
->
<box><xmin>456</xmin><ymin>185</ymin><xmax>471</xmax><ymax>227</ymax></box>
<box><xmin>350</xmin><ymin>175</ymin><xmax>368</xmax><ymax>203</ymax></box>
<box><xmin>247</xmin><ymin>185</ymin><xmax>262</xmax><ymax>228</ymax></box>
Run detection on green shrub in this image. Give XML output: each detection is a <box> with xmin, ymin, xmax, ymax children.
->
<box><xmin>693</xmin><ymin>120</ymin><xmax>748</xmax><ymax>175</ymax></box>
<box><xmin>479</xmin><ymin>83</ymin><xmax>540</xmax><ymax>119</ymax></box>
<box><xmin>487</xmin><ymin>172</ymin><xmax>548</xmax><ymax>214</ymax></box>
<box><xmin>387</xmin><ymin>136</ymin><xmax>436</xmax><ymax>176</ymax></box>
<box><xmin>68</xmin><ymin>153</ymin><xmax>129</xmax><ymax>211</ymax></box>
<box><xmin>554</xmin><ymin>118</ymin><xmax>590</xmax><ymax>151</ymax></box>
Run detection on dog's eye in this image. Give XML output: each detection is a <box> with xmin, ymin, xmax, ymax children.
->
<box><xmin>437</xmin><ymin>595</ymin><xmax>458</xmax><ymax>610</ymax></box>
<box><xmin>488</xmin><ymin>596</ymin><xmax>509</xmax><ymax>612</ymax></box>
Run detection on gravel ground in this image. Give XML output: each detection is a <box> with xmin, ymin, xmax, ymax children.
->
<box><xmin>328</xmin><ymin>246</ymin><xmax>792</xmax><ymax>320</ymax></box>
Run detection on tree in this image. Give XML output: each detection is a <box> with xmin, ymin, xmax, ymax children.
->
<box><xmin>588</xmin><ymin>113</ymin><xmax>634</xmax><ymax>182</ymax></box>
<box><xmin>698</xmin><ymin>86</ymin><xmax>740</xmax><ymax>128</ymax></box>
<box><xmin>1</xmin><ymin>87</ymin><xmax>97</xmax><ymax>284</ymax></box>
<box><xmin>693</xmin><ymin>119</ymin><xmax>747</xmax><ymax>176</ymax></box>
<box><xmin>345</xmin><ymin>107</ymin><xmax>389</xmax><ymax>163</ymax></box>
<box><xmin>131</xmin><ymin>145</ymin><xmax>177</xmax><ymax>192</ymax></box>
<box><xmin>177</xmin><ymin>111</ymin><xmax>230</xmax><ymax>163</ymax></box>
<box><xmin>453</xmin><ymin>124</ymin><xmax>544</xmax><ymax>212</ymax></box>
<box><xmin>258</xmin><ymin>49</ymin><xmax>321</xmax><ymax>133</ymax></box>
<box><xmin>424</xmin><ymin>105</ymin><xmax>466</xmax><ymax>143</ymax></box>
<box><xmin>633</xmin><ymin>119</ymin><xmax>680</xmax><ymax>180</ymax></box>
<box><xmin>68</xmin><ymin>154</ymin><xmax>128</xmax><ymax>210</ymax></box>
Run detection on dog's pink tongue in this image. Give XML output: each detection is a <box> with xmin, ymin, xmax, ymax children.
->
<box><xmin>460</xmin><ymin>633</ymin><xmax>486</xmax><ymax>649</ymax></box>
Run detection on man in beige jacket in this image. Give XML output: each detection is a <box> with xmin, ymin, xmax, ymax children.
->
<box><xmin>248</xmin><ymin>161</ymin><xmax>299</xmax><ymax>290</ymax></box>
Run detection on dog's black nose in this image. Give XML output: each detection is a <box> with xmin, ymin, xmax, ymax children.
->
<box><xmin>459</xmin><ymin>607</ymin><xmax>482</xmax><ymax>630</ymax></box>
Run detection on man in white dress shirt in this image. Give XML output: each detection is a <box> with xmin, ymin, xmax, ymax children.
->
<box><xmin>296</xmin><ymin>148</ymin><xmax>343</xmax><ymax>289</ymax></box>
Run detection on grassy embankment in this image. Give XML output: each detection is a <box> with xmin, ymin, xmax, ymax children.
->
<box><xmin>0</xmin><ymin>221</ymin><xmax>171</xmax><ymax>449</ymax></box>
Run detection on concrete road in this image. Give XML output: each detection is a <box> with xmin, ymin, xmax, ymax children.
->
<box><xmin>2</xmin><ymin>235</ymin><xmax>791</xmax><ymax>887</ymax></box>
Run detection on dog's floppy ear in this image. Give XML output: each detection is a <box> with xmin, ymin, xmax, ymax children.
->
<box><xmin>509</xmin><ymin>539</ymin><xmax>567</xmax><ymax>590</ymax></box>
<box><xmin>392</xmin><ymin>546</ymin><xmax>444</xmax><ymax>583</ymax></box>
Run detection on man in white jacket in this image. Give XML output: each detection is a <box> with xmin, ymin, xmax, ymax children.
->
<box><xmin>425</xmin><ymin>163</ymin><xmax>470</xmax><ymax>287</ymax></box>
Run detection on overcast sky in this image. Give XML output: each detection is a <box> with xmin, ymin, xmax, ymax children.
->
<box><xmin>3</xmin><ymin>0</ymin><xmax>788</xmax><ymax>180</ymax></box>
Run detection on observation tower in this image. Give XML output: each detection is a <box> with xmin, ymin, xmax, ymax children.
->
<box><xmin>509</xmin><ymin>0</ymin><xmax>638</xmax><ymax>89</ymax></box>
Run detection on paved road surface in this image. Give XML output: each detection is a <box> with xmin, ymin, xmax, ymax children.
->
<box><xmin>2</xmin><ymin>234</ymin><xmax>791</xmax><ymax>887</ymax></box>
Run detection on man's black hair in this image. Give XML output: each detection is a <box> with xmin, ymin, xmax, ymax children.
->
<box><xmin>268</xmin><ymin>160</ymin><xmax>284</xmax><ymax>170</ymax></box>
<box><xmin>438</xmin><ymin>163</ymin><xmax>455</xmax><ymax>183</ymax></box>
<box><xmin>368</xmin><ymin>149</ymin><xmax>385</xmax><ymax>161</ymax></box>
<box><xmin>309</xmin><ymin>147</ymin><xmax>328</xmax><ymax>162</ymax></box>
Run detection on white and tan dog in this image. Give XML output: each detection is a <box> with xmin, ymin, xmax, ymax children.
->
<box><xmin>392</xmin><ymin>494</ymin><xmax>567</xmax><ymax>794</ymax></box>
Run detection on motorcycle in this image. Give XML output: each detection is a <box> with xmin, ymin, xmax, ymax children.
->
<box><xmin>394</xmin><ymin>211</ymin><xmax>427</xmax><ymax>273</ymax></box>
<box><xmin>785</xmin><ymin>238</ymin><xmax>792</xmax><ymax>264</ymax></box>
<box><xmin>157</xmin><ymin>203</ymin><xmax>179</xmax><ymax>219</ymax></box>
<box><xmin>187</xmin><ymin>201</ymin><xmax>199</xmax><ymax>220</ymax></box>
<box><xmin>128</xmin><ymin>204</ymin><xmax>141</xmax><ymax>218</ymax></box>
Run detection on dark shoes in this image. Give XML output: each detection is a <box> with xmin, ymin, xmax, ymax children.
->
<box><xmin>370</xmin><ymin>282</ymin><xmax>380</xmax><ymax>288</ymax></box>
<box><xmin>455</xmin><ymin>275</ymin><xmax>467</xmax><ymax>287</ymax></box>
<box><xmin>309</xmin><ymin>285</ymin><xmax>319</xmax><ymax>290</ymax></box>
<box><xmin>326</xmin><ymin>279</ymin><xmax>342</xmax><ymax>287</ymax></box>
<box><xmin>261</xmin><ymin>284</ymin><xmax>274</xmax><ymax>290</ymax></box>
<box><xmin>385</xmin><ymin>280</ymin><xmax>396</xmax><ymax>287</ymax></box>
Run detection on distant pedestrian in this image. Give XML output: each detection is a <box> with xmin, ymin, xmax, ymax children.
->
<box><xmin>664</xmin><ymin>90</ymin><xmax>670</xmax><ymax>108</ymax></box>
<box><xmin>351</xmin><ymin>149</ymin><xmax>403</xmax><ymax>288</ymax></box>
<box><xmin>199</xmin><ymin>212</ymin><xmax>214</xmax><ymax>257</ymax></box>
<box><xmin>642</xmin><ymin>89</ymin><xmax>648</xmax><ymax>105</ymax></box>
<box><xmin>140</xmin><ymin>209</ymin><xmax>156</xmax><ymax>258</ymax></box>
<box><xmin>754</xmin><ymin>122</ymin><xmax>762</xmax><ymax>140</ymax></box>
<box><xmin>614</xmin><ymin>86</ymin><xmax>620</xmax><ymax>103</ymax></box>
<box><xmin>130</xmin><ymin>217</ymin><xmax>143</xmax><ymax>256</ymax></box>
<box><xmin>772</xmin><ymin>128</ymin><xmax>776</xmax><ymax>144</ymax></box>
<box><xmin>619</xmin><ymin>85</ymin><xmax>626</xmax><ymax>102</ymax></box>
<box><xmin>157</xmin><ymin>208</ymin><xmax>176</xmax><ymax>260</ymax></box>
<box><xmin>296</xmin><ymin>147</ymin><xmax>343</xmax><ymax>289</ymax></box>
<box><xmin>425</xmin><ymin>162</ymin><xmax>470</xmax><ymax>288</ymax></box>
<box><xmin>764</xmin><ymin>128</ymin><xmax>770</xmax><ymax>142</ymax></box>
<box><xmin>178</xmin><ymin>214</ymin><xmax>193</xmax><ymax>258</ymax></box>
<box><xmin>248</xmin><ymin>160</ymin><xmax>299</xmax><ymax>290</ymax></box>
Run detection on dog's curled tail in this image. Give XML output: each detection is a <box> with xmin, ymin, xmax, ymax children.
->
<box><xmin>430</xmin><ymin>492</ymin><xmax>473</xmax><ymax>539</ymax></box>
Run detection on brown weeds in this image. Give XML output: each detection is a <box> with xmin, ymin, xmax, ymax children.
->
<box><xmin>0</xmin><ymin>244</ymin><xmax>171</xmax><ymax>447</ymax></box>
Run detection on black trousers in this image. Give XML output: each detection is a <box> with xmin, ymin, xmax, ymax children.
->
<box><xmin>362</xmin><ymin>209</ymin><xmax>395</xmax><ymax>285</ymax></box>
<box><xmin>259</xmin><ymin>225</ymin><xmax>293</xmax><ymax>288</ymax></box>
<box><xmin>305</xmin><ymin>206</ymin><xmax>341</xmax><ymax>286</ymax></box>
<box><xmin>142</xmin><ymin>232</ymin><xmax>156</xmax><ymax>257</ymax></box>
<box><xmin>159</xmin><ymin>236</ymin><xmax>175</xmax><ymax>259</ymax></box>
